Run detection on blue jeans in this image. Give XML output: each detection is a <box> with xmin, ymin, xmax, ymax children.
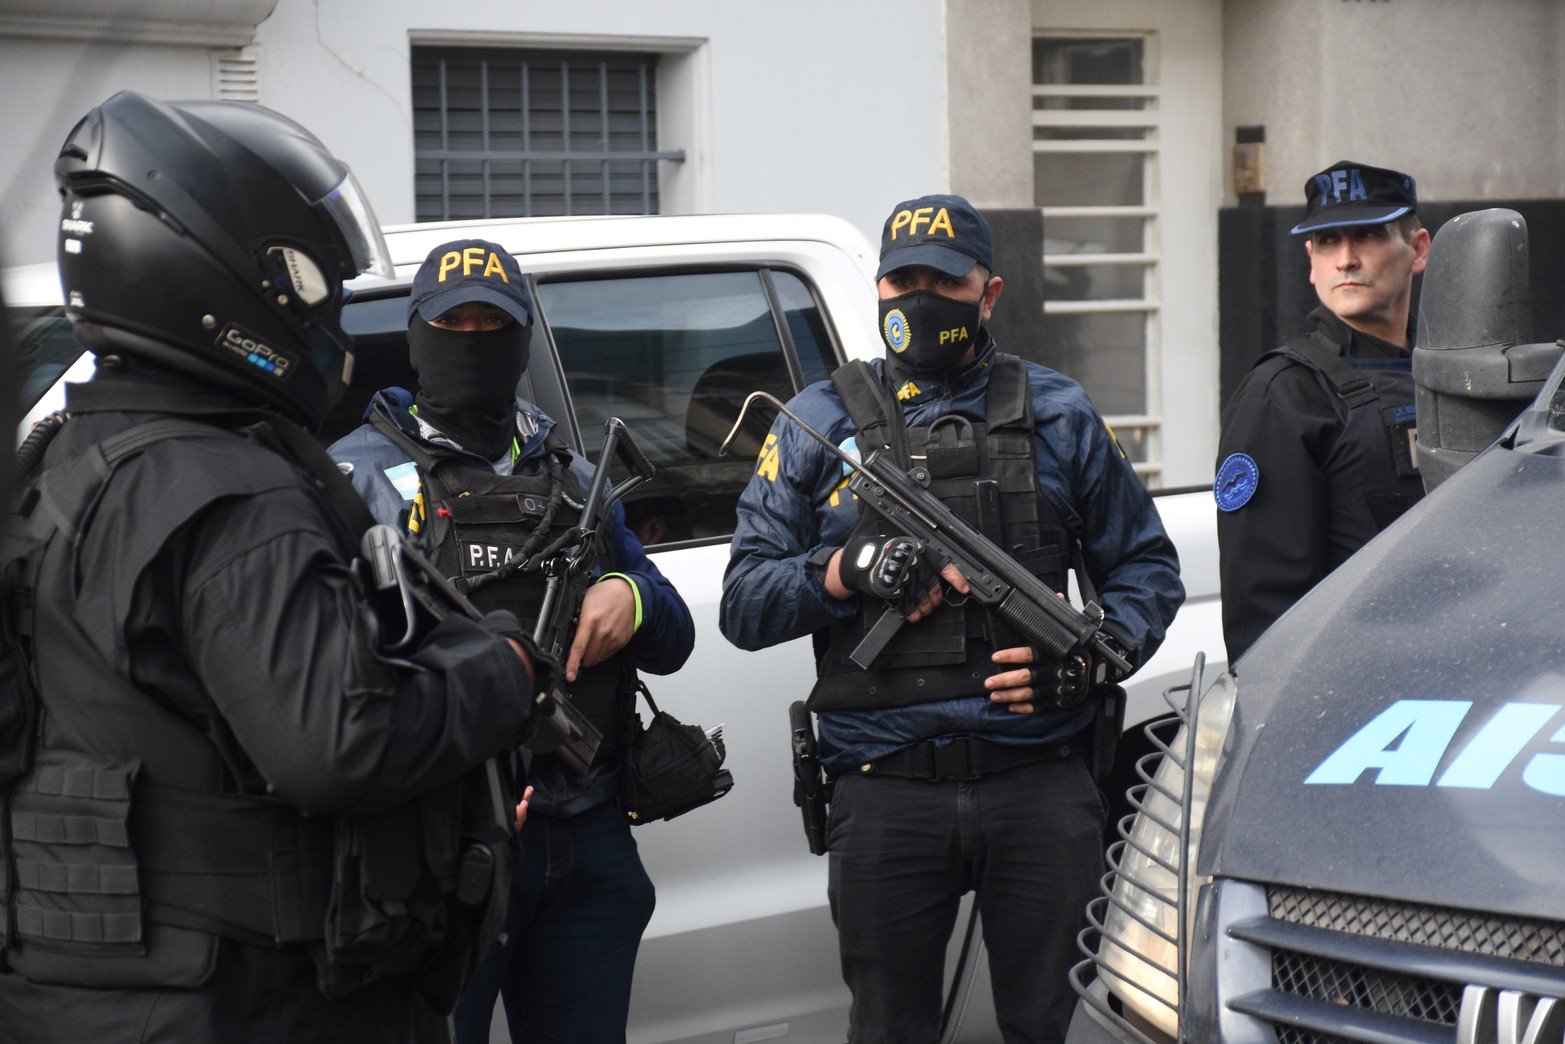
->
<box><xmin>452</xmin><ymin>802</ymin><xmax>656</xmax><ymax>1044</ymax></box>
<box><xmin>826</xmin><ymin>753</ymin><xmax>1107</xmax><ymax>1044</ymax></box>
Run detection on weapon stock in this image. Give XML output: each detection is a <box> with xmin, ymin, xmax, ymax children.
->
<box><xmin>721</xmin><ymin>392</ymin><xmax>1130</xmax><ymax>676</ymax></box>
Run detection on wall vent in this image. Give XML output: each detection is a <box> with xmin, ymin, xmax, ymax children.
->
<box><xmin>211</xmin><ymin>47</ymin><xmax>260</xmax><ymax>103</ymax></box>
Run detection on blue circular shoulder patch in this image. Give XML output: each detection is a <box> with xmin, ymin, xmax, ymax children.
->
<box><xmin>1214</xmin><ymin>452</ymin><xmax>1260</xmax><ymax>512</ymax></box>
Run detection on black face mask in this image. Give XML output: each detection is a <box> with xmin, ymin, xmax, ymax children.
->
<box><xmin>878</xmin><ymin>290</ymin><xmax>983</xmax><ymax>376</ymax></box>
<box><xmin>407</xmin><ymin>321</ymin><xmax>532</xmax><ymax>460</ymax></box>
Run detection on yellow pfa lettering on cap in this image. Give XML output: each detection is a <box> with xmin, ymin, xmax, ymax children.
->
<box><xmin>889</xmin><ymin>206</ymin><xmax>955</xmax><ymax>240</ymax></box>
<box><xmin>438</xmin><ymin>248</ymin><xmax>511</xmax><ymax>283</ymax></box>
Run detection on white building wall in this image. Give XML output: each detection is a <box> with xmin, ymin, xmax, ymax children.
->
<box><xmin>1224</xmin><ymin>0</ymin><xmax>1565</xmax><ymax>207</ymax></box>
<box><xmin>0</xmin><ymin>0</ymin><xmax>948</xmax><ymax>266</ymax></box>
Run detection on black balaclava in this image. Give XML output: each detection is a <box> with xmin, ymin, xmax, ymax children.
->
<box><xmin>879</xmin><ymin>289</ymin><xmax>984</xmax><ymax>382</ymax></box>
<box><xmin>407</xmin><ymin>321</ymin><xmax>532</xmax><ymax>460</ymax></box>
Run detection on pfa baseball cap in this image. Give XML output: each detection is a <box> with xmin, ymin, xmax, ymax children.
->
<box><xmin>408</xmin><ymin>239</ymin><xmax>534</xmax><ymax>326</ymax></box>
<box><xmin>876</xmin><ymin>194</ymin><xmax>994</xmax><ymax>280</ymax></box>
<box><xmin>1291</xmin><ymin>160</ymin><xmax>1418</xmax><ymax>236</ymax></box>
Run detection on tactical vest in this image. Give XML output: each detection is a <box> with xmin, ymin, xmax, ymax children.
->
<box><xmin>369</xmin><ymin>411</ymin><xmax>635</xmax><ymax>746</ymax></box>
<box><xmin>809</xmin><ymin>356</ymin><xmax>1071</xmax><ymax>712</ymax></box>
<box><xmin>0</xmin><ymin>415</ymin><xmax>514</xmax><ymax>1014</ymax></box>
<box><xmin>1272</xmin><ymin>331</ymin><xmax>1425</xmax><ymax>545</ymax></box>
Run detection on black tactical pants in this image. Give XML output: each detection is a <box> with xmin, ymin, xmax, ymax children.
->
<box><xmin>826</xmin><ymin>753</ymin><xmax>1107</xmax><ymax>1044</ymax></box>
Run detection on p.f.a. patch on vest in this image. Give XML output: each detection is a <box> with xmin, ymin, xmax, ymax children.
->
<box><xmin>460</xmin><ymin>541</ymin><xmax>529</xmax><ymax>572</ymax></box>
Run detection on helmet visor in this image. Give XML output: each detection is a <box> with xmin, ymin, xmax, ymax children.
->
<box><xmin>321</xmin><ymin>171</ymin><xmax>394</xmax><ymax>279</ymax></box>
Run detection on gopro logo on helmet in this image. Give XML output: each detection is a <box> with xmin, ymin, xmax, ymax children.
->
<box><xmin>219</xmin><ymin>323</ymin><xmax>293</xmax><ymax>379</ymax></box>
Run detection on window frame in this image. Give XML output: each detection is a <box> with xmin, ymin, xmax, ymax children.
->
<box><xmin>529</xmin><ymin>261</ymin><xmax>847</xmax><ymax>551</ymax></box>
<box><xmin>409</xmin><ymin>44</ymin><xmax>687</xmax><ymax>221</ymax></box>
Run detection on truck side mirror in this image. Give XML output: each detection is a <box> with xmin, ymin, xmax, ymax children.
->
<box><xmin>1413</xmin><ymin>208</ymin><xmax>1564</xmax><ymax>492</ymax></box>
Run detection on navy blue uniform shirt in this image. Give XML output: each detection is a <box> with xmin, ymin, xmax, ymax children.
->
<box><xmin>721</xmin><ymin>342</ymin><xmax>1184</xmax><ymax>772</ymax></box>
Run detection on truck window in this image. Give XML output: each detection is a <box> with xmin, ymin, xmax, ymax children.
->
<box><xmin>11</xmin><ymin>309</ymin><xmax>81</xmax><ymax>415</ymax></box>
<box><xmin>537</xmin><ymin>268</ymin><xmax>833</xmax><ymax>547</ymax></box>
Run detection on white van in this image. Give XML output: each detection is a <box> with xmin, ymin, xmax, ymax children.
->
<box><xmin>6</xmin><ymin>213</ymin><xmax>1222</xmax><ymax>1043</ymax></box>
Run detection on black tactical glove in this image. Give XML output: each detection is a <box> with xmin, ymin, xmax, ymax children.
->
<box><xmin>1029</xmin><ymin>650</ymin><xmax>1101</xmax><ymax>710</ymax></box>
<box><xmin>838</xmin><ymin>534</ymin><xmax>947</xmax><ymax>618</ymax></box>
<box><xmin>1026</xmin><ymin>632</ymin><xmax>1132</xmax><ymax>710</ymax></box>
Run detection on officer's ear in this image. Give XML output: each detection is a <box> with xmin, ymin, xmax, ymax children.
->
<box><xmin>980</xmin><ymin>274</ymin><xmax>1004</xmax><ymax>323</ymax></box>
<box><xmin>1409</xmin><ymin>226</ymin><xmax>1432</xmax><ymax>276</ymax></box>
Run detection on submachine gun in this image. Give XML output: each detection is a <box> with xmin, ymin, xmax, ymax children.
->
<box><xmin>720</xmin><ymin>392</ymin><xmax>1131</xmax><ymax>681</ymax></box>
<box><xmin>723</xmin><ymin>393</ymin><xmax>1134</xmax><ymax>854</ymax></box>
<box><xmin>357</xmin><ymin>526</ymin><xmax>600</xmax><ymax>773</ymax></box>
<box><xmin>357</xmin><ymin>417</ymin><xmax>657</xmax><ymax>775</ymax></box>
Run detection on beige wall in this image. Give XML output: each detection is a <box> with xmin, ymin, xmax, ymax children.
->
<box><xmin>945</xmin><ymin>0</ymin><xmax>1034</xmax><ymax>209</ymax></box>
<box><xmin>1224</xmin><ymin>0</ymin><xmax>1565</xmax><ymax>207</ymax></box>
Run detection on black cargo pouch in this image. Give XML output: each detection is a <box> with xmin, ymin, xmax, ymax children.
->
<box><xmin>3</xmin><ymin>753</ymin><xmax>225</xmax><ymax>990</ymax></box>
<box><xmin>317</xmin><ymin>761</ymin><xmax>517</xmax><ymax>1015</ymax></box>
<box><xmin>1090</xmin><ymin>683</ymin><xmax>1128</xmax><ymax>784</ymax></box>
<box><xmin>617</xmin><ymin>683</ymin><xmax>733</xmax><ymax>825</ymax></box>
<box><xmin>8</xmin><ymin>754</ymin><xmax>143</xmax><ymax>958</ymax></box>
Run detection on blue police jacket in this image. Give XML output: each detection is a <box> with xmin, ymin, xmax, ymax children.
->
<box><xmin>331</xmin><ymin>389</ymin><xmax>696</xmax><ymax>814</ymax></box>
<box><xmin>720</xmin><ymin>342</ymin><xmax>1184</xmax><ymax>773</ymax></box>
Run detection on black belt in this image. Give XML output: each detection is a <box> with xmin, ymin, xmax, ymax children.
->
<box><xmin>855</xmin><ymin>733</ymin><xmax>1090</xmax><ymax>783</ymax></box>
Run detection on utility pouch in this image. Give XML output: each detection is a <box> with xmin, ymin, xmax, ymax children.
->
<box><xmin>789</xmin><ymin>701</ymin><xmax>831</xmax><ymax>856</ymax></box>
<box><xmin>1090</xmin><ymin>683</ymin><xmax>1127</xmax><ymax>784</ymax></box>
<box><xmin>617</xmin><ymin>683</ymin><xmax>732</xmax><ymax>825</ymax></box>
<box><xmin>318</xmin><ymin>758</ymin><xmax>516</xmax><ymax>1014</ymax></box>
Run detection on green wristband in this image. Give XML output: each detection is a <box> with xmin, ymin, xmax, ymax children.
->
<box><xmin>598</xmin><ymin>572</ymin><xmax>643</xmax><ymax>632</ymax></box>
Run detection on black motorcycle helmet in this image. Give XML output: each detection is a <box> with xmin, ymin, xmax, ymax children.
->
<box><xmin>54</xmin><ymin>91</ymin><xmax>394</xmax><ymax>423</ymax></box>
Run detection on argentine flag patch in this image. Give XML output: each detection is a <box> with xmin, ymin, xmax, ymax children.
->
<box><xmin>384</xmin><ymin>461</ymin><xmax>420</xmax><ymax>503</ymax></box>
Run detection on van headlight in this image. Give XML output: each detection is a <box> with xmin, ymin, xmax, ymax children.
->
<box><xmin>1091</xmin><ymin>667</ymin><xmax>1238</xmax><ymax>1040</ymax></box>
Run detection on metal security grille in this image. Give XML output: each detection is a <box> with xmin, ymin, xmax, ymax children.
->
<box><xmin>1272</xmin><ymin>949</ymin><xmax>1464</xmax><ymax>1030</ymax></box>
<box><xmin>1032</xmin><ymin>34</ymin><xmax>1162</xmax><ymax>483</ymax></box>
<box><xmin>411</xmin><ymin>47</ymin><xmax>684</xmax><ymax>221</ymax></box>
<box><xmin>1269</xmin><ymin>886</ymin><xmax>1565</xmax><ymax>967</ymax></box>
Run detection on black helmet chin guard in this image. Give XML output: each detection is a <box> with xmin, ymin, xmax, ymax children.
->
<box><xmin>54</xmin><ymin>91</ymin><xmax>394</xmax><ymax>423</ymax></box>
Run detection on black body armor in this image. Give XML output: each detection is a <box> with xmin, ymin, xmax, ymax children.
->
<box><xmin>0</xmin><ymin>412</ymin><xmax>516</xmax><ymax>1015</ymax></box>
<box><xmin>1272</xmin><ymin>331</ymin><xmax>1425</xmax><ymax>540</ymax></box>
<box><xmin>809</xmin><ymin>356</ymin><xmax>1071</xmax><ymax>712</ymax></box>
<box><xmin>369</xmin><ymin>412</ymin><xmax>636</xmax><ymax>747</ymax></box>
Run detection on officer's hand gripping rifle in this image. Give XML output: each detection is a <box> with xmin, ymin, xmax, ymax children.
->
<box><xmin>720</xmin><ymin>393</ymin><xmax>1132</xmax><ymax>680</ymax></box>
<box><xmin>524</xmin><ymin>418</ymin><xmax>657</xmax><ymax>756</ymax></box>
<box><xmin>357</xmin><ymin>524</ymin><xmax>604</xmax><ymax>774</ymax></box>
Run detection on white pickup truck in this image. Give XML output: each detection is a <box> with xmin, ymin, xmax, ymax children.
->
<box><xmin>5</xmin><ymin>213</ymin><xmax>1222</xmax><ymax>1043</ymax></box>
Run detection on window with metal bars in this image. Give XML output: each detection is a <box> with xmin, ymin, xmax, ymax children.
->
<box><xmin>411</xmin><ymin>47</ymin><xmax>684</xmax><ymax>221</ymax></box>
<box><xmin>1032</xmin><ymin>34</ymin><xmax>1162</xmax><ymax>483</ymax></box>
